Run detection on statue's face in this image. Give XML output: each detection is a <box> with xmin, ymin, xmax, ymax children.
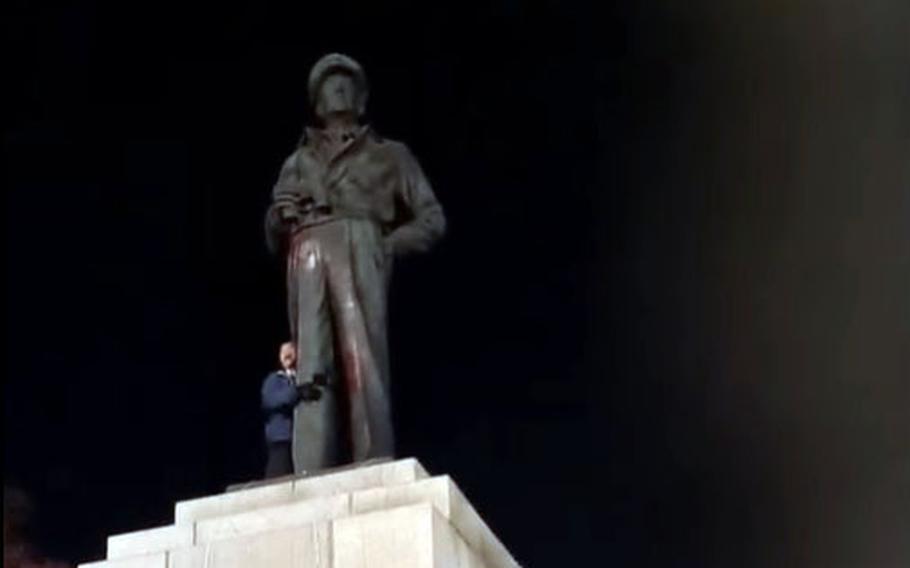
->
<box><xmin>317</xmin><ymin>72</ymin><xmax>358</xmax><ymax>117</ymax></box>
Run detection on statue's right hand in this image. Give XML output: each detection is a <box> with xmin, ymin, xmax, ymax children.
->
<box><xmin>275</xmin><ymin>178</ymin><xmax>322</xmax><ymax>200</ymax></box>
<box><xmin>278</xmin><ymin>205</ymin><xmax>300</xmax><ymax>225</ymax></box>
<box><xmin>274</xmin><ymin>182</ymin><xmax>302</xmax><ymax>200</ymax></box>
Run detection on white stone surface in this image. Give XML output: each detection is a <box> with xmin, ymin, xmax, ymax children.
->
<box><xmin>81</xmin><ymin>459</ymin><xmax>520</xmax><ymax>568</ymax></box>
<box><xmin>333</xmin><ymin>503</ymin><xmax>435</xmax><ymax>568</ymax></box>
<box><xmin>175</xmin><ymin>458</ymin><xmax>428</xmax><ymax>525</ymax></box>
<box><xmin>78</xmin><ymin>552</ymin><xmax>166</xmax><ymax>568</ymax></box>
<box><xmin>169</xmin><ymin>523</ymin><xmax>332</xmax><ymax>568</ymax></box>
<box><xmin>351</xmin><ymin>476</ymin><xmax>520</xmax><ymax>568</ymax></box>
<box><xmin>106</xmin><ymin>525</ymin><xmax>193</xmax><ymax>559</ymax></box>
<box><xmin>194</xmin><ymin>493</ymin><xmax>350</xmax><ymax>544</ymax></box>
<box><xmin>432</xmin><ymin>507</ymin><xmax>488</xmax><ymax>568</ymax></box>
<box><xmin>352</xmin><ymin>475</ymin><xmax>450</xmax><ymax>515</ymax></box>
<box><xmin>175</xmin><ymin>479</ymin><xmax>294</xmax><ymax>525</ymax></box>
<box><xmin>446</xmin><ymin>483</ymin><xmax>520</xmax><ymax>568</ymax></box>
<box><xmin>294</xmin><ymin>457</ymin><xmax>428</xmax><ymax>499</ymax></box>
<box><xmin>333</xmin><ymin>502</ymin><xmax>492</xmax><ymax>568</ymax></box>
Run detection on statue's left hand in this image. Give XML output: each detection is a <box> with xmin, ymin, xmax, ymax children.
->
<box><xmin>297</xmin><ymin>383</ymin><xmax>323</xmax><ymax>402</ymax></box>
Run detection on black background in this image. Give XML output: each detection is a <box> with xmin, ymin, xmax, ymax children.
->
<box><xmin>5</xmin><ymin>1</ymin><xmax>909</xmax><ymax>566</ymax></box>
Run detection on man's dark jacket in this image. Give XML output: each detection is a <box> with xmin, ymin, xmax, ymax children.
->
<box><xmin>261</xmin><ymin>371</ymin><xmax>298</xmax><ymax>444</ymax></box>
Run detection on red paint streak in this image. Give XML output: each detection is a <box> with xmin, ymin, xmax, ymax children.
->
<box><xmin>341</xmin><ymin>346</ymin><xmax>363</xmax><ymax>394</ymax></box>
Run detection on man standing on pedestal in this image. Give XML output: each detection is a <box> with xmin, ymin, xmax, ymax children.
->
<box><xmin>261</xmin><ymin>342</ymin><xmax>323</xmax><ymax>478</ymax></box>
<box><xmin>265</xmin><ymin>53</ymin><xmax>445</xmax><ymax>473</ymax></box>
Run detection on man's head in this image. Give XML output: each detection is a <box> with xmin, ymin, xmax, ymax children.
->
<box><xmin>308</xmin><ymin>53</ymin><xmax>368</xmax><ymax>120</ymax></box>
<box><xmin>279</xmin><ymin>342</ymin><xmax>296</xmax><ymax>371</ymax></box>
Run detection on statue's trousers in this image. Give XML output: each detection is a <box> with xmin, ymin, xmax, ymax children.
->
<box><xmin>286</xmin><ymin>218</ymin><xmax>394</xmax><ymax>472</ymax></box>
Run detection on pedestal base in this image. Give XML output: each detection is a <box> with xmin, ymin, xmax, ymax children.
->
<box><xmin>79</xmin><ymin>458</ymin><xmax>521</xmax><ymax>568</ymax></box>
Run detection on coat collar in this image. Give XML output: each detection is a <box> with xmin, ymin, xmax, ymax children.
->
<box><xmin>306</xmin><ymin>123</ymin><xmax>372</xmax><ymax>148</ymax></box>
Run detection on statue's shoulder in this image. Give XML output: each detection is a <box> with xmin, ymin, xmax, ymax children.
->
<box><xmin>357</xmin><ymin>128</ymin><xmax>406</xmax><ymax>163</ymax></box>
<box><xmin>366</xmin><ymin>127</ymin><xmax>387</xmax><ymax>144</ymax></box>
<box><xmin>371</xmin><ymin>134</ymin><xmax>415</xmax><ymax>160</ymax></box>
<box><xmin>280</xmin><ymin>151</ymin><xmax>299</xmax><ymax>167</ymax></box>
<box><xmin>385</xmin><ymin>139</ymin><xmax>426</xmax><ymax>172</ymax></box>
<box><xmin>294</xmin><ymin>127</ymin><xmax>322</xmax><ymax>153</ymax></box>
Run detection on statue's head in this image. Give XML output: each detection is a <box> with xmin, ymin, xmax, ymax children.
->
<box><xmin>308</xmin><ymin>53</ymin><xmax>368</xmax><ymax>121</ymax></box>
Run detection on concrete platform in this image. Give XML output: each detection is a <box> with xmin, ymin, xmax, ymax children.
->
<box><xmin>80</xmin><ymin>458</ymin><xmax>521</xmax><ymax>568</ymax></box>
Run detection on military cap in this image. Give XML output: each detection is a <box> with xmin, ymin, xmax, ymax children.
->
<box><xmin>308</xmin><ymin>53</ymin><xmax>369</xmax><ymax>113</ymax></box>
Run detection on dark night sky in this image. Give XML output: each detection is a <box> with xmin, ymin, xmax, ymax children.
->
<box><xmin>5</xmin><ymin>1</ymin><xmax>909</xmax><ymax>567</ymax></box>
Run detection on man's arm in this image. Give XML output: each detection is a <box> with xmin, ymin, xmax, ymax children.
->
<box><xmin>261</xmin><ymin>372</ymin><xmax>298</xmax><ymax>411</ymax></box>
<box><xmin>385</xmin><ymin>144</ymin><xmax>446</xmax><ymax>256</ymax></box>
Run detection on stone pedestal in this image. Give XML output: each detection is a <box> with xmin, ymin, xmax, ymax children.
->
<box><xmin>78</xmin><ymin>458</ymin><xmax>521</xmax><ymax>568</ymax></box>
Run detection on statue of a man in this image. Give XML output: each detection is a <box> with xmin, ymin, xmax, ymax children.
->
<box><xmin>265</xmin><ymin>53</ymin><xmax>445</xmax><ymax>473</ymax></box>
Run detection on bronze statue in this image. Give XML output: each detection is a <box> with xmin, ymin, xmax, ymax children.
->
<box><xmin>265</xmin><ymin>53</ymin><xmax>445</xmax><ymax>473</ymax></box>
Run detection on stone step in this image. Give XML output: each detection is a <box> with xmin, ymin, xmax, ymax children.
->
<box><xmin>349</xmin><ymin>476</ymin><xmax>519</xmax><ymax>568</ymax></box>
<box><xmin>107</xmin><ymin>526</ymin><xmax>194</xmax><ymax>560</ymax></box>
<box><xmin>104</xmin><ymin>475</ymin><xmax>519</xmax><ymax>568</ymax></box>
<box><xmin>170</xmin><ymin>521</ymin><xmax>333</xmax><ymax>568</ymax></box>
<box><xmin>91</xmin><ymin>503</ymin><xmax>486</xmax><ymax>568</ymax></box>
<box><xmin>334</xmin><ymin>503</ymin><xmax>486</xmax><ymax>568</ymax></box>
<box><xmin>81</xmin><ymin>459</ymin><xmax>522</xmax><ymax>568</ymax></box>
<box><xmin>224</xmin><ymin>457</ymin><xmax>395</xmax><ymax>493</ymax></box>
<box><xmin>194</xmin><ymin>492</ymin><xmax>349</xmax><ymax>544</ymax></box>
<box><xmin>108</xmin><ymin>494</ymin><xmax>350</xmax><ymax>560</ymax></box>
<box><xmin>174</xmin><ymin>457</ymin><xmax>427</xmax><ymax>525</ymax></box>
<box><xmin>81</xmin><ymin>552</ymin><xmax>167</xmax><ymax>568</ymax></box>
